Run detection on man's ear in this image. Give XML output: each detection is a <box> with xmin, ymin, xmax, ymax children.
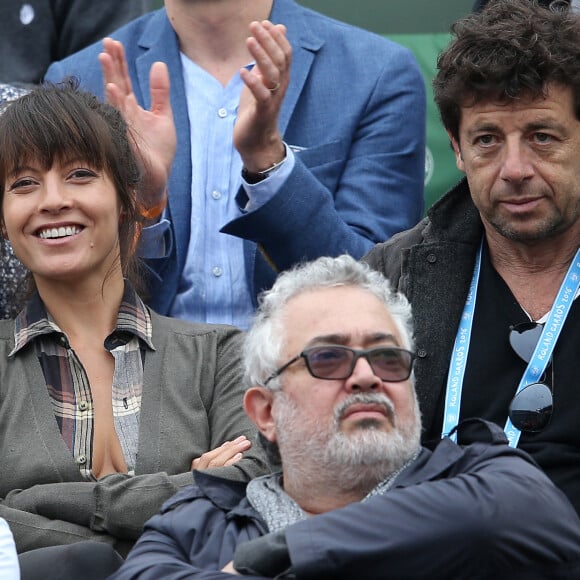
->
<box><xmin>244</xmin><ymin>386</ymin><xmax>277</xmax><ymax>443</ymax></box>
<box><xmin>447</xmin><ymin>130</ymin><xmax>465</xmax><ymax>172</ymax></box>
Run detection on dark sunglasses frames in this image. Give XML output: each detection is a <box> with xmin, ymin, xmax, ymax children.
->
<box><xmin>264</xmin><ymin>345</ymin><xmax>415</xmax><ymax>385</ymax></box>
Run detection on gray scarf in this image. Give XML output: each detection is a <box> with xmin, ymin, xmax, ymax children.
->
<box><xmin>247</xmin><ymin>450</ymin><xmax>420</xmax><ymax>532</ymax></box>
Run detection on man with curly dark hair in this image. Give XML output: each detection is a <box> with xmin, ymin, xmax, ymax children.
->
<box><xmin>473</xmin><ymin>0</ymin><xmax>570</xmax><ymax>11</ymax></box>
<box><xmin>365</xmin><ymin>0</ymin><xmax>580</xmax><ymax>514</ymax></box>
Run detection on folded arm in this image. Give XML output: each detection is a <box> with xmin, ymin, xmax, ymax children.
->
<box><xmin>233</xmin><ymin>447</ymin><xmax>580</xmax><ymax>578</ymax></box>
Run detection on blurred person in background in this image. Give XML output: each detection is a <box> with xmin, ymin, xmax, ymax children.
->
<box><xmin>0</xmin><ymin>0</ymin><xmax>150</xmax><ymax>84</ymax></box>
<box><xmin>0</xmin><ymin>83</ymin><xmax>30</xmax><ymax>319</ymax></box>
<box><xmin>46</xmin><ymin>0</ymin><xmax>426</xmax><ymax>331</ymax></box>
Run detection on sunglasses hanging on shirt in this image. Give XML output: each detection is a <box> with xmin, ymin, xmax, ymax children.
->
<box><xmin>443</xmin><ymin>243</ymin><xmax>580</xmax><ymax>447</ymax></box>
<box><xmin>508</xmin><ymin>322</ymin><xmax>553</xmax><ymax>433</ymax></box>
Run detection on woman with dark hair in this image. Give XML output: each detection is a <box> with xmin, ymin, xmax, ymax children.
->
<box><xmin>0</xmin><ymin>82</ymin><xmax>268</xmax><ymax>557</ymax></box>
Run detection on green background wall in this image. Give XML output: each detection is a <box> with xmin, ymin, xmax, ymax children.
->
<box><xmin>149</xmin><ymin>1</ymin><xmax>471</xmax><ymax>32</ymax></box>
<box><xmin>148</xmin><ymin>1</ymin><xmax>474</xmax><ymax>209</ymax></box>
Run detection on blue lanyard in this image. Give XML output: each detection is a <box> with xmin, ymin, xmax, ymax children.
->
<box><xmin>442</xmin><ymin>243</ymin><xmax>580</xmax><ymax>447</ymax></box>
<box><xmin>441</xmin><ymin>242</ymin><xmax>481</xmax><ymax>441</ymax></box>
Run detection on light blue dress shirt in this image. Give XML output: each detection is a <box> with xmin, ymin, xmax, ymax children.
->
<box><xmin>140</xmin><ymin>55</ymin><xmax>294</xmax><ymax>330</ymax></box>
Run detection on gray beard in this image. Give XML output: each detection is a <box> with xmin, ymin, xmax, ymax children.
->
<box><xmin>273</xmin><ymin>391</ymin><xmax>422</xmax><ymax>499</ymax></box>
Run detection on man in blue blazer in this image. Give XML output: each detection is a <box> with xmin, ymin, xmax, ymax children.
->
<box><xmin>46</xmin><ymin>0</ymin><xmax>426</xmax><ymax>328</ymax></box>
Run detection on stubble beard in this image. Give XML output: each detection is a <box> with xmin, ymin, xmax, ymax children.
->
<box><xmin>486</xmin><ymin>192</ymin><xmax>574</xmax><ymax>244</ymax></box>
<box><xmin>492</xmin><ymin>213</ymin><xmax>565</xmax><ymax>243</ymax></box>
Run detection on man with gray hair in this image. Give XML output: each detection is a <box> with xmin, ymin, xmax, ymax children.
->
<box><xmin>112</xmin><ymin>255</ymin><xmax>580</xmax><ymax>579</ymax></box>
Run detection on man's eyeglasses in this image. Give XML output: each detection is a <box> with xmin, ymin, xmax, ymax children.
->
<box><xmin>508</xmin><ymin>322</ymin><xmax>553</xmax><ymax>433</ymax></box>
<box><xmin>264</xmin><ymin>345</ymin><xmax>416</xmax><ymax>386</ymax></box>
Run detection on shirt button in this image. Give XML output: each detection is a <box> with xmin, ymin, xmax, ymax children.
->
<box><xmin>78</xmin><ymin>401</ymin><xmax>89</xmax><ymax>412</ymax></box>
<box><xmin>426</xmin><ymin>253</ymin><xmax>437</xmax><ymax>264</ymax></box>
<box><xmin>211</xmin><ymin>190</ymin><xmax>222</xmax><ymax>200</ymax></box>
<box><xmin>212</xmin><ymin>266</ymin><xmax>223</xmax><ymax>277</ymax></box>
<box><xmin>77</xmin><ymin>455</ymin><xmax>87</xmax><ymax>465</ymax></box>
<box><xmin>58</xmin><ymin>335</ymin><xmax>69</xmax><ymax>348</ymax></box>
<box><xmin>417</xmin><ymin>348</ymin><xmax>428</xmax><ymax>358</ymax></box>
<box><xmin>217</xmin><ymin>108</ymin><xmax>228</xmax><ymax>118</ymax></box>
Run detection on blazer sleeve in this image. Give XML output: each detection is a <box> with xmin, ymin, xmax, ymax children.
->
<box><xmin>221</xmin><ymin>46</ymin><xmax>426</xmax><ymax>271</ymax></box>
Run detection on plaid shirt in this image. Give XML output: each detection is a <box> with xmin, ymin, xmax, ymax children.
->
<box><xmin>9</xmin><ymin>283</ymin><xmax>154</xmax><ymax>480</ymax></box>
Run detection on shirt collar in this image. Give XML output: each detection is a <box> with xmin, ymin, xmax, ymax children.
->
<box><xmin>10</xmin><ymin>281</ymin><xmax>154</xmax><ymax>356</ymax></box>
<box><xmin>113</xmin><ymin>282</ymin><xmax>155</xmax><ymax>350</ymax></box>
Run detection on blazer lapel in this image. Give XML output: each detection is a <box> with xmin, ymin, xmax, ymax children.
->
<box><xmin>270</xmin><ymin>0</ymin><xmax>323</xmax><ymax>134</ymax></box>
<box><xmin>135</xmin><ymin>10</ymin><xmax>193</xmax><ymax>273</ymax></box>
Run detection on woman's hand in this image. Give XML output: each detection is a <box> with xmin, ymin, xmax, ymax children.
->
<box><xmin>191</xmin><ymin>436</ymin><xmax>252</xmax><ymax>470</ymax></box>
